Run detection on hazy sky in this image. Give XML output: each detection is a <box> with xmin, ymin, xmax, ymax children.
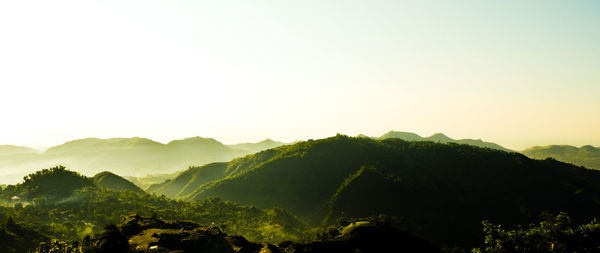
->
<box><xmin>0</xmin><ymin>0</ymin><xmax>599</xmax><ymax>150</ymax></box>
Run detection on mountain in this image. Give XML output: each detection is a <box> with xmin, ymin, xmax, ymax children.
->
<box><xmin>378</xmin><ymin>131</ymin><xmax>424</xmax><ymax>141</ymax></box>
<box><xmin>6</xmin><ymin>166</ymin><xmax>96</xmax><ymax>200</ymax></box>
<box><xmin>149</xmin><ymin>135</ymin><xmax>600</xmax><ymax>247</ymax></box>
<box><xmin>376</xmin><ymin>130</ymin><xmax>512</xmax><ymax>151</ymax></box>
<box><xmin>0</xmin><ymin>137</ymin><xmax>286</xmax><ymax>184</ymax></box>
<box><xmin>147</xmin><ymin>162</ymin><xmax>228</xmax><ymax>198</ymax></box>
<box><xmin>0</xmin><ymin>145</ymin><xmax>38</xmax><ymax>155</ymax></box>
<box><xmin>522</xmin><ymin>145</ymin><xmax>600</xmax><ymax>170</ymax></box>
<box><xmin>125</xmin><ymin>172</ymin><xmax>181</xmax><ymax>190</ymax></box>
<box><xmin>229</xmin><ymin>139</ymin><xmax>285</xmax><ymax>154</ymax></box>
<box><xmin>93</xmin><ymin>171</ymin><xmax>144</xmax><ymax>193</ymax></box>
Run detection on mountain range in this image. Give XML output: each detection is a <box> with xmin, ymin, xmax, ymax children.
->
<box><xmin>147</xmin><ymin>135</ymin><xmax>600</xmax><ymax>247</ymax></box>
<box><xmin>3</xmin><ymin>134</ymin><xmax>600</xmax><ymax>249</ymax></box>
<box><xmin>0</xmin><ymin>137</ymin><xmax>284</xmax><ymax>184</ymax></box>
<box><xmin>367</xmin><ymin>131</ymin><xmax>512</xmax><ymax>152</ymax></box>
<box><xmin>1</xmin><ymin>131</ymin><xmax>598</xmax><ymax>186</ymax></box>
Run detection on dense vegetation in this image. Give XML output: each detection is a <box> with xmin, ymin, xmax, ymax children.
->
<box><xmin>522</xmin><ymin>145</ymin><xmax>600</xmax><ymax>170</ymax></box>
<box><xmin>474</xmin><ymin>213</ymin><xmax>600</xmax><ymax>253</ymax></box>
<box><xmin>0</xmin><ymin>167</ymin><xmax>307</xmax><ymax>252</ymax></box>
<box><xmin>3</xmin><ymin>135</ymin><xmax>600</xmax><ymax>252</ymax></box>
<box><xmin>149</xmin><ymin>135</ymin><xmax>600</xmax><ymax>248</ymax></box>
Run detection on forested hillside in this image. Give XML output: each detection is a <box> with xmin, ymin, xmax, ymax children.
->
<box><xmin>0</xmin><ymin>167</ymin><xmax>307</xmax><ymax>252</ymax></box>
<box><xmin>149</xmin><ymin>135</ymin><xmax>600</xmax><ymax>247</ymax></box>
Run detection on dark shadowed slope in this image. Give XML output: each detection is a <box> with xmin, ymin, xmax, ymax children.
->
<box><xmin>93</xmin><ymin>171</ymin><xmax>144</xmax><ymax>193</ymax></box>
<box><xmin>150</xmin><ymin>135</ymin><xmax>600</xmax><ymax>247</ymax></box>
<box><xmin>522</xmin><ymin>145</ymin><xmax>600</xmax><ymax>170</ymax></box>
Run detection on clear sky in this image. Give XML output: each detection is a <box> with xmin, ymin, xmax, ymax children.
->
<box><xmin>0</xmin><ymin>0</ymin><xmax>598</xmax><ymax>150</ymax></box>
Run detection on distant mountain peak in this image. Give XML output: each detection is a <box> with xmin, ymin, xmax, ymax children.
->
<box><xmin>428</xmin><ymin>133</ymin><xmax>450</xmax><ymax>138</ymax></box>
<box><xmin>379</xmin><ymin>131</ymin><xmax>423</xmax><ymax>141</ymax></box>
<box><xmin>167</xmin><ymin>136</ymin><xmax>223</xmax><ymax>146</ymax></box>
<box><xmin>0</xmin><ymin>145</ymin><xmax>38</xmax><ymax>155</ymax></box>
<box><xmin>259</xmin><ymin>138</ymin><xmax>278</xmax><ymax>144</ymax></box>
<box><xmin>377</xmin><ymin>130</ymin><xmax>510</xmax><ymax>152</ymax></box>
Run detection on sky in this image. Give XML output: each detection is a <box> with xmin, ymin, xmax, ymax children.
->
<box><xmin>0</xmin><ymin>0</ymin><xmax>599</xmax><ymax>151</ymax></box>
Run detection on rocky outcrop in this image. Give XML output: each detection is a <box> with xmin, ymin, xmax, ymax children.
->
<box><xmin>36</xmin><ymin>214</ymin><xmax>442</xmax><ymax>253</ymax></box>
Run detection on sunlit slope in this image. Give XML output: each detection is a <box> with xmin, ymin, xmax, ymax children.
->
<box><xmin>152</xmin><ymin>135</ymin><xmax>600</xmax><ymax>246</ymax></box>
<box><xmin>146</xmin><ymin>148</ymin><xmax>283</xmax><ymax>198</ymax></box>
<box><xmin>93</xmin><ymin>171</ymin><xmax>144</xmax><ymax>193</ymax></box>
<box><xmin>522</xmin><ymin>145</ymin><xmax>600</xmax><ymax>170</ymax></box>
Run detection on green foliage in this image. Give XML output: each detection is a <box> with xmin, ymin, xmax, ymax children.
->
<box><xmin>0</xmin><ymin>169</ymin><xmax>307</xmax><ymax>252</ymax></box>
<box><xmin>0</xmin><ymin>166</ymin><xmax>310</xmax><ymax>252</ymax></box>
<box><xmin>19</xmin><ymin>166</ymin><xmax>95</xmax><ymax>200</ymax></box>
<box><xmin>474</xmin><ymin>213</ymin><xmax>600</xmax><ymax>253</ymax></box>
<box><xmin>0</xmin><ymin>216</ymin><xmax>48</xmax><ymax>253</ymax></box>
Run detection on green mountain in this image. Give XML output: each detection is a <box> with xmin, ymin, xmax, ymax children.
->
<box><xmin>0</xmin><ymin>137</ymin><xmax>286</xmax><ymax>184</ymax></box>
<box><xmin>93</xmin><ymin>171</ymin><xmax>144</xmax><ymax>193</ymax></box>
<box><xmin>522</xmin><ymin>145</ymin><xmax>600</xmax><ymax>170</ymax></box>
<box><xmin>377</xmin><ymin>130</ymin><xmax>512</xmax><ymax>151</ymax></box>
<box><xmin>7</xmin><ymin>166</ymin><xmax>96</xmax><ymax>200</ymax></box>
<box><xmin>147</xmin><ymin>162</ymin><xmax>229</xmax><ymax>198</ymax></box>
<box><xmin>149</xmin><ymin>135</ymin><xmax>600</xmax><ymax>247</ymax></box>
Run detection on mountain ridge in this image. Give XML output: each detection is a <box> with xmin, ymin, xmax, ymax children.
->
<box><xmin>375</xmin><ymin>130</ymin><xmax>512</xmax><ymax>152</ymax></box>
<box><xmin>0</xmin><ymin>137</ymin><xmax>286</xmax><ymax>184</ymax></box>
<box><xmin>522</xmin><ymin>144</ymin><xmax>600</xmax><ymax>170</ymax></box>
